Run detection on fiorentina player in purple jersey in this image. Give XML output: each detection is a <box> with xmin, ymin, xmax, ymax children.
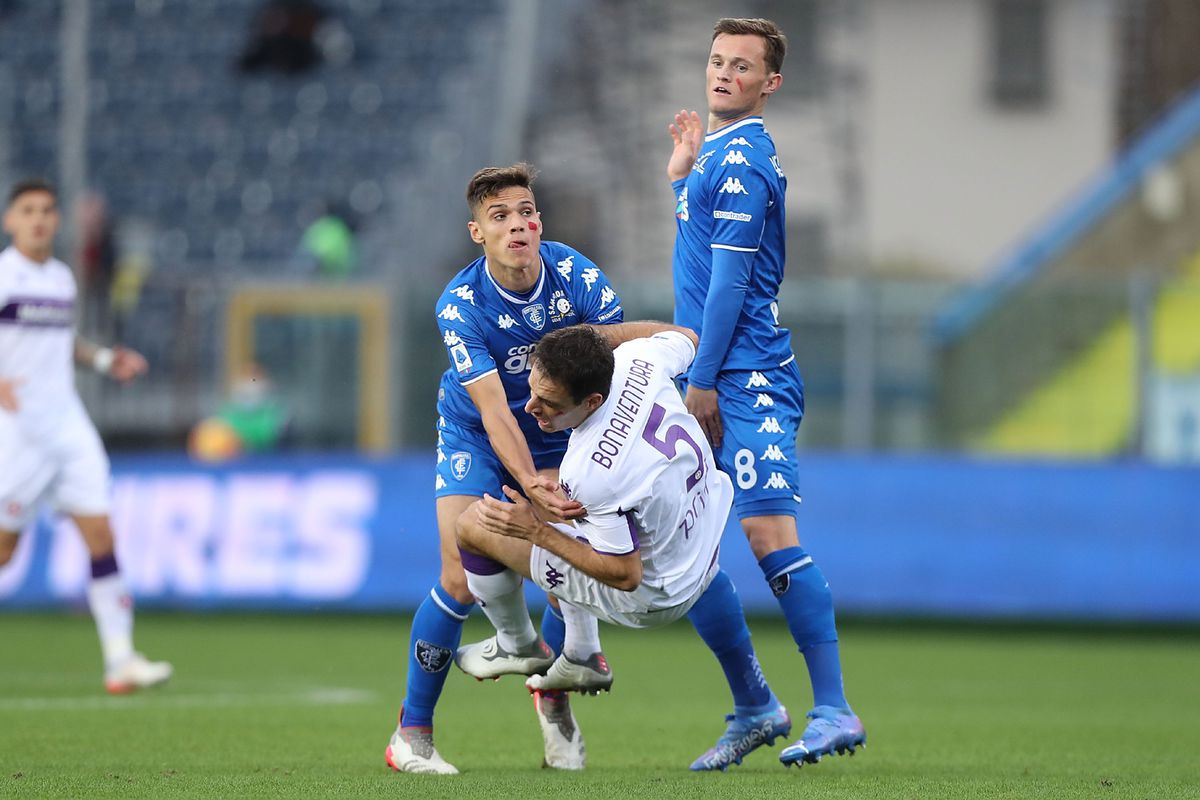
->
<box><xmin>0</xmin><ymin>179</ymin><xmax>171</xmax><ymax>694</ymax></box>
<box><xmin>667</xmin><ymin>19</ymin><xmax>866</xmax><ymax>768</ymax></box>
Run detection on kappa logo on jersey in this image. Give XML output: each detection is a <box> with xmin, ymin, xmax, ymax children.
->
<box><xmin>415</xmin><ymin>639</ymin><xmax>453</xmax><ymax>673</ymax></box>
<box><xmin>450</xmin><ymin>284</ymin><xmax>476</xmax><ymax>305</ymax></box>
<box><xmin>544</xmin><ymin>563</ymin><xmax>565</xmax><ymax>589</ymax></box>
<box><xmin>521</xmin><ymin>303</ymin><xmax>546</xmax><ymax>331</ymax></box>
<box><xmin>450</xmin><ymin>343</ymin><xmax>473</xmax><ymax>373</ymax></box>
<box><xmin>600</xmin><ymin>286</ymin><xmax>616</xmax><ymax>307</ymax></box>
<box><xmin>675</xmin><ymin>187</ymin><xmax>690</xmax><ymax>221</ymax></box>
<box><xmin>724</xmin><ymin>137</ymin><xmax>754</xmax><ymax>149</ymax></box>
<box><xmin>557</xmin><ymin>255</ymin><xmax>574</xmax><ymax>278</ymax></box>
<box><xmin>762</xmin><ymin>472</ymin><xmax>791</xmax><ymax>490</ymax></box>
<box><xmin>757</xmin><ymin>417</ymin><xmax>784</xmax><ymax>434</ymax></box>
<box><xmin>745</xmin><ymin>371</ymin><xmax>772</xmax><ymax>389</ymax></box>
<box><xmin>721</xmin><ymin>150</ymin><xmax>750</xmax><ymax>167</ymax></box>
<box><xmin>719</xmin><ymin>177</ymin><xmax>749</xmax><ymax>195</ymax></box>
<box><xmin>438</xmin><ymin>303</ymin><xmax>464</xmax><ymax>322</ymax></box>
<box><xmin>753</xmin><ymin>393</ymin><xmax>774</xmax><ymax>408</ymax></box>
<box><xmin>770</xmin><ymin>154</ymin><xmax>785</xmax><ymax>177</ymax></box>
<box><xmin>693</xmin><ymin>149</ymin><xmax>717</xmax><ymax>174</ymax></box>
<box><xmin>497</xmin><ymin>313</ymin><xmax>517</xmax><ymax>330</ymax></box>
<box><xmin>761</xmin><ymin>444</ymin><xmax>788</xmax><ymax>461</ymax></box>
<box><xmin>581</xmin><ymin>267</ymin><xmax>599</xmax><ymax>290</ymax></box>
<box><xmin>450</xmin><ymin>451</ymin><xmax>472</xmax><ymax>480</ymax></box>
<box><xmin>443</xmin><ymin>330</ymin><xmax>462</xmax><ymax>347</ymax></box>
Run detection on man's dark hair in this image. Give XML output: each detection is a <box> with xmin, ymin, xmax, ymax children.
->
<box><xmin>531</xmin><ymin>326</ymin><xmax>614</xmax><ymax>404</ymax></box>
<box><xmin>466</xmin><ymin>163</ymin><xmax>537</xmax><ymax>217</ymax></box>
<box><xmin>7</xmin><ymin>179</ymin><xmax>56</xmax><ymax>207</ymax></box>
<box><xmin>713</xmin><ymin>18</ymin><xmax>787</xmax><ymax>74</ymax></box>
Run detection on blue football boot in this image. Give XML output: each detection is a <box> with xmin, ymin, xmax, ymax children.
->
<box><xmin>779</xmin><ymin>705</ymin><xmax>866</xmax><ymax>767</ymax></box>
<box><xmin>689</xmin><ymin>703</ymin><xmax>792</xmax><ymax>771</ymax></box>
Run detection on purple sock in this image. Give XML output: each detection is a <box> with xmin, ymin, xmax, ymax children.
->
<box><xmin>91</xmin><ymin>553</ymin><xmax>119</xmax><ymax>579</ymax></box>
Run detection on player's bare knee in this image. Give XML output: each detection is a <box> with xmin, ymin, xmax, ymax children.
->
<box><xmin>740</xmin><ymin>516</ymin><xmax>798</xmax><ymax>560</ymax></box>
<box><xmin>453</xmin><ymin>501</ymin><xmax>483</xmax><ymax>550</ymax></box>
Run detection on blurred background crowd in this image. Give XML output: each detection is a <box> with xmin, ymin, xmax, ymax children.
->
<box><xmin>3</xmin><ymin>0</ymin><xmax>1197</xmax><ymax>464</ymax></box>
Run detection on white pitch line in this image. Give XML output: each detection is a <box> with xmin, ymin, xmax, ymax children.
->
<box><xmin>0</xmin><ymin>686</ymin><xmax>376</xmax><ymax>712</ymax></box>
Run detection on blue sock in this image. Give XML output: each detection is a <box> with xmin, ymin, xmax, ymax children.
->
<box><xmin>759</xmin><ymin>547</ymin><xmax>849</xmax><ymax>710</ymax></box>
<box><xmin>687</xmin><ymin>569</ymin><xmax>774</xmax><ymax>714</ymax></box>
<box><xmin>540</xmin><ymin>603</ymin><xmax>565</xmax><ymax>658</ymax></box>
<box><xmin>401</xmin><ymin>583</ymin><xmax>473</xmax><ymax>728</ymax></box>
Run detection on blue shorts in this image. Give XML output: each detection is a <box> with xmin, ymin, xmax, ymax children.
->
<box><xmin>434</xmin><ymin>417</ymin><xmax>569</xmax><ymax>499</ymax></box>
<box><xmin>685</xmin><ymin>362</ymin><xmax>804</xmax><ymax>520</ymax></box>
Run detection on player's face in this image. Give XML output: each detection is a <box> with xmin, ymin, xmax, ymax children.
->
<box><xmin>525</xmin><ymin>364</ymin><xmax>599</xmax><ymax>433</ymax></box>
<box><xmin>706</xmin><ymin>34</ymin><xmax>781</xmax><ymax>121</ymax></box>
<box><xmin>3</xmin><ymin>190</ymin><xmax>59</xmax><ymax>259</ymax></box>
<box><xmin>468</xmin><ymin>186</ymin><xmax>543</xmax><ymax>273</ymax></box>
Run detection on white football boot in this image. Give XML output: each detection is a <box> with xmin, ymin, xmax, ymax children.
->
<box><xmin>455</xmin><ymin>635</ymin><xmax>554</xmax><ymax>680</ymax></box>
<box><xmin>526</xmin><ymin>652</ymin><xmax>613</xmax><ymax>695</ymax></box>
<box><xmin>104</xmin><ymin>652</ymin><xmax>173</xmax><ymax>694</ymax></box>
<box><xmin>533</xmin><ymin>689</ymin><xmax>586</xmax><ymax>770</ymax></box>
<box><xmin>385</xmin><ymin>724</ymin><xmax>459</xmax><ymax>775</ymax></box>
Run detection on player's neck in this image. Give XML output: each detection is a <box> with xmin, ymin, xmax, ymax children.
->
<box><xmin>708</xmin><ymin>107</ymin><xmax>765</xmax><ymax>134</ymax></box>
<box><xmin>487</xmin><ymin>257</ymin><xmax>541</xmax><ymax>295</ymax></box>
<box><xmin>15</xmin><ymin>242</ymin><xmax>53</xmax><ymax>264</ymax></box>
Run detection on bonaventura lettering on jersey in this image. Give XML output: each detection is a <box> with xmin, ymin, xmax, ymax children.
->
<box><xmin>558</xmin><ymin>332</ymin><xmax>732</xmax><ymax>611</ymax></box>
<box><xmin>434</xmin><ymin>241</ymin><xmax>623</xmax><ymax>462</ymax></box>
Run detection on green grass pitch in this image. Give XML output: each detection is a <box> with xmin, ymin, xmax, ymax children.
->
<box><xmin>2</xmin><ymin>612</ymin><xmax>1198</xmax><ymax>799</ymax></box>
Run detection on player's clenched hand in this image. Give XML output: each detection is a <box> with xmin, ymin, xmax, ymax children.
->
<box><xmin>667</xmin><ymin>109</ymin><xmax>704</xmax><ymax>182</ymax></box>
<box><xmin>523</xmin><ymin>475</ymin><xmax>586</xmax><ymax>523</ymax></box>
<box><xmin>109</xmin><ymin>346</ymin><xmax>148</xmax><ymax>383</ymax></box>
<box><xmin>478</xmin><ymin>487</ymin><xmax>541</xmax><ymax>540</ymax></box>
<box><xmin>685</xmin><ymin>385</ymin><xmax>723</xmax><ymax>448</ymax></box>
<box><xmin>0</xmin><ymin>377</ymin><xmax>22</xmax><ymax>412</ymax></box>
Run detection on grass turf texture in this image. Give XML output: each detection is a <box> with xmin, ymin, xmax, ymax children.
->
<box><xmin>1</xmin><ymin>613</ymin><xmax>1197</xmax><ymax>799</ymax></box>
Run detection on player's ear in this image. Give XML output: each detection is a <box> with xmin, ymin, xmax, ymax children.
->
<box><xmin>467</xmin><ymin>219</ymin><xmax>484</xmax><ymax>245</ymax></box>
<box><xmin>763</xmin><ymin>72</ymin><xmax>782</xmax><ymax>96</ymax></box>
<box><xmin>585</xmin><ymin>393</ymin><xmax>604</xmax><ymax>413</ymax></box>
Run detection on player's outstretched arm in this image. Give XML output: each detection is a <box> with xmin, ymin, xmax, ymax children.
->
<box><xmin>466</xmin><ymin>372</ymin><xmax>585</xmax><ymax>523</ymax></box>
<box><xmin>73</xmin><ymin>336</ymin><xmax>148</xmax><ymax>383</ymax></box>
<box><xmin>667</xmin><ymin>109</ymin><xmax>704</xmax><ymax>182</ymax></box>
<box><xmin>586</xmin><ymin>321</ymin><xmax>698</xmax><ymax>351</ymax></box>
<box><xmin>477</xmin><ymin>487</ymin><xmax>643</xmax><ymax>591</ymax></box>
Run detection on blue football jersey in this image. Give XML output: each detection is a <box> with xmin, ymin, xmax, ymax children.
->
<box><xmin>671</xmin><ymin>117</ymin><xmax>794</xmax><ymax>373</ymax></box>
<box><xmin>436</xmin><ymin>241</ymin><xmax>624</xmax><ymax>461</ymax></box>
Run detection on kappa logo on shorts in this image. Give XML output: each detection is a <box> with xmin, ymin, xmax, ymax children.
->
<box><xmin>769</xmin><ymin>573</ymin><xmax>790</xmax><ymax>597</ymax></box>
<box><xmin>545</xmin><ymin>563</ymin><xmax>565</xmax><ymax>589</ymax></box>
<box><xmin>450</xmin><ymin>451</ymin><xmax>472</xmax><ymax>481</ymax></box>
<box><xmin>415</xmin><ymin>639</ymin><xmax>453</xmax><ymax>673</ymax></box>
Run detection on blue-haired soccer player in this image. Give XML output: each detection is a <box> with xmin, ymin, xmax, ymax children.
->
<box><xmin>386</xmin><ymin>163</ymin><xmax>636</xmax><ymax>774</ymax></box>
<box><xmin>666</xmin><ymin>18</ymin><xmax>867</xmax><ymax>768</ymax></box>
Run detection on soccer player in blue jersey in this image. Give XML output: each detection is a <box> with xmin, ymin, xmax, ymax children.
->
<box><xmin>666</xmin><ymin>18</ymin><xmax>867</xmax><ymax>768</ymax></box>
<box><xmin>386</xmin><ymin>163</ymin><xmax>630</xmax><ymax>775</ymax></box>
